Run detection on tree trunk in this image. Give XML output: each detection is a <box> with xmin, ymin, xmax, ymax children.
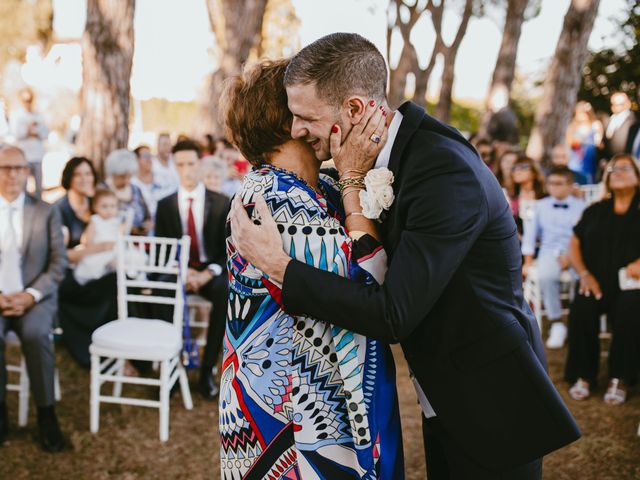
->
<box><xmin>478</xmin><ymin>0</ymin><xmax>529</xmax><ymax>136</ymax></box>
<box><xmin>526</xmin><ymin>0</ymin><xmax>600</xmax><ymax>163</ymax></box>
<box><xmin>200</xmin><ymin>0</ymin><xmax>268</xmax><ymax>137</ymax></box>
<box><xmin>76</xmin><ymin>0</ymin><xmax>135</xmax><ymax>178</ymax></box>
<box><xmin>434</xmin><ymin>0</ymin><xmax>474</xmax><ymax>122</ymax></box>
<box><xmin>388</xmin><ymin>42</ymin><xmax>417</xmax><ymax>108</ymax></box>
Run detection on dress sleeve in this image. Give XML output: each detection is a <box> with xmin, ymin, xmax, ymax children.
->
<box><xmin>573</xmin><ymin>203</ymin><xmax>594</xmax><ymax>242</ymax></box>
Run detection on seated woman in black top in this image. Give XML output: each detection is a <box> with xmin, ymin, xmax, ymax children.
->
<box><xmin>55</xmin><ymin>157</ymin><xmax>117</xmax><ymax>367</ymax></box>
<box><xmin>566</xmin><ymin>154</ymin><xmax>640</xmax><ymax>405</ymax></box>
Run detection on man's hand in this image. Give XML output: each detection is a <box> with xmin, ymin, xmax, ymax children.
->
<box><xmin>330</xmin><ymin>100</ymin><xmax>388</xmax><ymax>176</ymax></box>
<box><xmin>1</xmin><ymin>292</ymin><xmax>36</xmax><ymax>317</ymax></box>
<box><xmin>230</xmin><ymin>195</ymin><xmax>290</xmax><ymax>284</ymax></box>
<box><xmin>186</xmin><ymin>268</ymin><xmax>212</xmax><ymax>293</ymax></box>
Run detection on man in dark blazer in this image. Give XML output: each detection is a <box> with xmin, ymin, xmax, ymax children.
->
<box><xmin>155</xmin><ymin>140</ymin><xmax>230</xmax><ymax>400</ymax></box>
<box><xmin>229</xmin><ymin>33</ymin><xmax>580</xmax><ymax>479</ymax></box>
<box><xmin>0</xmin><ymin>145</ymin><xmax>67</xmax><ymax>452</ymax></box>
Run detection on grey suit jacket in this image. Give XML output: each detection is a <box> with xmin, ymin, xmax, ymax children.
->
<box><xmin>21</xmin><ymin>195</ymin><xmax>68</xmax><ymax>302</ymax></box>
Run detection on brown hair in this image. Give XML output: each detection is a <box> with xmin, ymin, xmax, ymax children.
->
<box><xmin>220</xmin><ymin>59</ymin><xmax>293</xmax><ymax>167</ymax></box>
<box><xmin>602</xmin><ymin>153</ymin><xmax>640</xmax><ymax>199</ymax></box>
<box><xmin>90</xmin><ymin>188</ymin><xmax>117</xmax><ymax>213</ymax></box>
<box><xmin>284</xmin><ymin>32</ymin><xmax>387</xmax><ymax>107</ymax></box>
<box><xmin>511</xmin><ymin>155</ymin><xmax>546</xmax><ymax>199</ymax></box>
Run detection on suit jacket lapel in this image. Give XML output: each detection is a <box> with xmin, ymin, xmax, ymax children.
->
<box><xmin>21</xmin><ymin>195</ymin><xmax>36</xmax><ymax>255</ymax></box>
<box><xmin>203</xmin><ymin>190</ymin><xmax>214</xmax><ymax>256</ymax></box>
<box><xmin>387</xmin><ymin>102</ymin><xmax>425</xmax><ymax>179</ymax></box>
<box><xmin>169</xmin><ymin>194</ymin><xmax>183</xmax><ymax>236</ymax></box>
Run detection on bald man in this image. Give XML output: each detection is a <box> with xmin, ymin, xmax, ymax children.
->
<box><xmin>0</xmin><ymin>145</ymin><xmax>67</xmax><ymax>452</ymax></box>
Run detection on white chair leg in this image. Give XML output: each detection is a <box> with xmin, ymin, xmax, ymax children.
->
<box><xmin>18</xmin><ymin>356</ymin><xmax>30</xmax><ymax>427</ymax></box>
<box><xmin>112</xmin><ymin>359</ymin><xmax>125</xmax><ymax>398</ymax></box>
<box><xmin>159</xmin><ymin>360</ymin><xmax>170</xmax><ymax>442</ymax></box>
<box><xmin>54</xmin><ymin>368</ymin><xmax>61</xmax><ymax>402</ymax></box>
<box><xmin>178</xmin><ymin>363</ymin><xmax>193</xmax><ymax>410</ymax></box>
<box><xmin>90</xmin><ymin>353</ymin><xmax>101</xmax><ymax>433</ymax></box>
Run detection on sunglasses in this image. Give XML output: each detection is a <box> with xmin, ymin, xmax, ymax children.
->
<box><xmin>512</xmin><ymin>164</ymin><xmax>532</xmax><ymax>172</ymax></box>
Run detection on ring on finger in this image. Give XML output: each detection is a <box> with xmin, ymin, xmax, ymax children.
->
<box><xmin>370</xmin><ymin>133</ymin><xmax>382</xmax><ymax>143</ymax></box>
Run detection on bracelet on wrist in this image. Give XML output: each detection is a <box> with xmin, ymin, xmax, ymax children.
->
<box><xmin>338</xmin><ymin>176</ymin><xmax>366</xmax><ymax>192</ymax></box>
<box><xmin>579</xmin><ymin>270</ymin><xmax>591</xmax><ymax>278</ymax></box>
<box><xmin>341</xmin><ymin>187</ymin><xmax>363</xmax><ymax>200</ymax></box>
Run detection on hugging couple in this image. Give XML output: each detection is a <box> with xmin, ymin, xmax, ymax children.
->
<box><xmin>218</xmin><ymin>32</ymin><xmax>580</xmax><ymax>480</ymax></box>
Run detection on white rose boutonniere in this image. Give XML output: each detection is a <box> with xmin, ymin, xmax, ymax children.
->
<box><xmin>359</xmin><ymin>167</ymin><xmax>395</xmax><ymax>220</ymax></box>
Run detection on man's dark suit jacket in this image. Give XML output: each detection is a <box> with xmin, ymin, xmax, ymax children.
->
<box><xmin>281</xmin><ymin>102</ymin><xmax>581</xmax><ymax>471</ymax></box>
<box><xmin>154</xmin><ymin>188</ymin><xmax>230</xmax><ymax>269</ymax></box>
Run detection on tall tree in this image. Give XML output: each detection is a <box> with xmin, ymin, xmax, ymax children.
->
<box><xmin>258</xmin><ymin>0</ymin><xmax>300</xmax><ymax>59</ymax></box>
<box><xmin>578</xmin><ymin>0</ymin><xmax>639</xmax><ymax>112</ymax></box>
<box><xmin>386</xmin><ymin>0</ymin><xmax>478</xmax><ymax>122</ymax></box>
<box><xmin>526</xmin><ymin>0</ymin><xmax>601</xmax><ymax>163</ymax></box>
<box><xmin>0</xmin><ymin>0</ymin><xmax>52</xmax><ymax>76</ymax></box>
<box><xmin>201</xmin><ymin>0</ymin><xmax>269</xmax><ymax>137</ymax></box>
<box><xmin>434</xmin><ymin>0</ymin><xmax>475</xmax><ymax>123</ymax></box>
<box><xmin>75</xmin><ymin>0</ymin><xmax>135</xmax><ymax>177</ymax></box>
<box><xmin>478</xmin><ymin>0</ymin><xmax>537</xmax><ymax>136</ymax></box>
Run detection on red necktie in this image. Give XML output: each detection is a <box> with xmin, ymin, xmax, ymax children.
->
<box><xmin>187</xmin><ymin>197</ymin><xmax>201</xmax><ymax>268</ymax></box>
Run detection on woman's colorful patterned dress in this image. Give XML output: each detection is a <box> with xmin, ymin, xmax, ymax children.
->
<box><xmin>220</xmin><ymin>165</ymin><xmax>403</xmax><ymax>479</ymax></box>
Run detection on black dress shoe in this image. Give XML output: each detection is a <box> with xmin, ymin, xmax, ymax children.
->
<box><xmin>37</xmin><ymin>406</ymin><xmax>65</xmax><ymax>453</ymax></box>
<box><xmin>198</xmin><ymin>370</ymin><xmax>220</xmax><ymax>401</ymax></box>
<box><xmin>0</xmin><ymin>402</ymin><xmax>8</xmax><ymax>445</ymax></box>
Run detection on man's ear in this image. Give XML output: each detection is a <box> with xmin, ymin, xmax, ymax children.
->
<box><xmin>344</xmin><ymin>96</ymin><xmax>367</xmax><ymax>125</ymax></box>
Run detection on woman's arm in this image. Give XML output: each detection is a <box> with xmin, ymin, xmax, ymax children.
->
<box><xmin>568</xmin><ymin>234</ymin><xmax>602</xmax><ymax>299</ymax></box>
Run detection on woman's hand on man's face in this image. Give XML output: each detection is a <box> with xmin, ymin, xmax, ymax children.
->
<box><xmin>330</xmin><ymin>100</ymin><xmax>389</xmax><ymax>177</ymax></box>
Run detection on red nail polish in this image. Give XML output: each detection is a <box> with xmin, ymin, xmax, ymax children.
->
<box><xmin>383</xmin><ymin>110</ymin><xmax>387</xmax><ymax>116</ymax></box>
<box><xmin>369</xmin><ymin>100</ymin><xmax>375</xmax><ymax>107</ymax></box>
<box><xmin>331</xmin><ymin>125</ymin><xmax>339</xmax><ymax>133</ymax></box>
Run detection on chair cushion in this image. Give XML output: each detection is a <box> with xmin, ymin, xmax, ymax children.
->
<box><xmin>91</xmin><ymin>318</ymin><xmax>182</xmax><ymax>359</ymax></box>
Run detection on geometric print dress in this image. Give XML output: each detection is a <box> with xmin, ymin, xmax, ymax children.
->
<box><xmin>220</xmin><ymin>164</ymin><xmax>404</xmax><ymax>479</ymax></box>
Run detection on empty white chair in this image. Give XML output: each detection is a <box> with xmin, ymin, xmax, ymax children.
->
<box><xmin>89</xmin><ymin>235</ymin><xmax>193</xmax><ymax>442</ymax></box>
<box><xmin>6</xmin><ymin>331</ymin><xmax>61</xmax><ymax>427</ymax></box>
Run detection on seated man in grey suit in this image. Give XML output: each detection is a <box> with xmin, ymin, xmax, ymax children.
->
<box><xmin>0</xmin><ymin>145</ymin><xmax>67</xmax><ymax>452</ymax></box>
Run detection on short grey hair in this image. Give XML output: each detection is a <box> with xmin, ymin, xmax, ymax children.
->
<box><xmin>284</xmin><ymin>32</ymin><xmax>388</xmax><ymax>107</ymax></box>
<box><xmin>201</xmin><ymin>155</ymin><xmax>228</xmax><ymax>181</ymax></box>
<box><xmin>105</xmin><ymin>149</ymin><xmax>138</xmax><ymax>177</ymax></box>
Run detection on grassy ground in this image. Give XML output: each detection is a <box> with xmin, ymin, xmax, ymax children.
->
<box><xmin>2</xmin><ymin>342</ymin><xmax>639</xmax><ymax>479</ymax></box>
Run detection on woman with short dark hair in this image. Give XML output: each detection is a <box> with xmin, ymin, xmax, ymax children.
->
<box><xmin>566</xmin><ymin>154</ymin><xmax>640</xmax><ymax>405</ymax></box>
<box><xmin>55</xmin><ymin>157</ymin><xmax>117</xmax><ymax>367</ymax></box>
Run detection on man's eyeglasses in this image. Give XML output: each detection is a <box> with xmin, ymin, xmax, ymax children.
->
<box><xmin>607</xmin><ymin>165</ymin><xmax>635</xmax><ymax>174</ymax></box>
<box><xmin>0</xmin><ymin>165</ymin><xmax>29</xmax><ymax>173</ymax></box>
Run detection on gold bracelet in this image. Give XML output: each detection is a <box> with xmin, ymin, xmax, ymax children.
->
<box><xmin>341</xmin><ymin>188</ymin><xmax>363</xmax><ymax>200</ymax></box>
<box><xmin>338</xmin><ymin>176</ymin><xmax>365</xmax><ymax>192</ymax></box>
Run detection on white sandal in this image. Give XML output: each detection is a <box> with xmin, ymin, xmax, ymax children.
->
<box><xmin>569</xmin><ymin>378</ymin><xmax>590</xmax><ymax>401</ymax></box>
<box><xmin>604</xmin><ymin>378</ymin><xmax>627</xmax><ymax>406</ymax></box>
